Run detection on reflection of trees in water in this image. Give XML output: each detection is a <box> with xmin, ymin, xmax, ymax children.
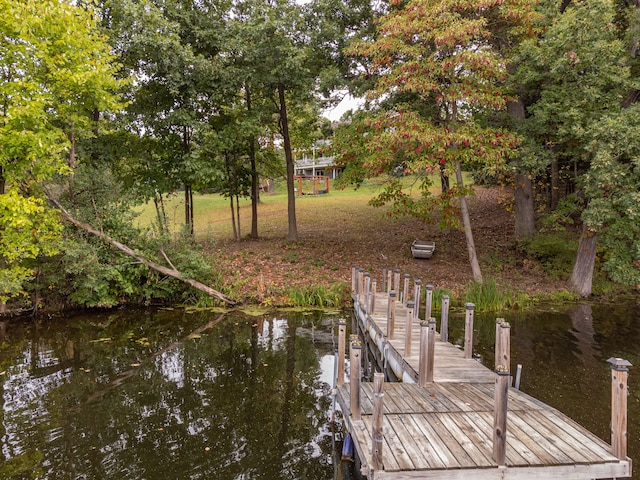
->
<box><xmin>0</xmin><ymin>310</ymin><xmax>334</xmax><ymax>479</ymax></box>
<box><xmin>568</xmin><ymin>304</ymin><xmax>599</xmax><ymax>368</ymax></box>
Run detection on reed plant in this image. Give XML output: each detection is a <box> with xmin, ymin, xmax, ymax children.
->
<box><xmin>430</xmin><ymin>288</ymin><xmax>456</xmax><ymax>314</ymax></box>
<box><xmin>283</xmin><ymin>282</ymin><xmax>350</xmax><ymax>308</ymax></box>
<box><xmin>462</xmin><ymin>278</ymin><xmax>533</xmax><ymax>312</ymax></box>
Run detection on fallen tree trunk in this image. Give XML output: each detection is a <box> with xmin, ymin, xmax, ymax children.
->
<box><xmin>48</xmin><ymin>195</ymin><xmax>237</xmax><ymax>306</ymax></box>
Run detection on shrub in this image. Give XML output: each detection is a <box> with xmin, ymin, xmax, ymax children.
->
<box><xmin>523</xmin><ymin>234</ymin><xmax>577</xmax><ymax>279</ymax></box>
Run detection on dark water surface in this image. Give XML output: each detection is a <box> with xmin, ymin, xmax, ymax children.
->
<box><xmin>0</xmin><ymin>309</ymin><xmax>344</xmax><ymax>479</ymax></box>
<box><xmin>0</xmin><ymin>300</ymin><xmax>638</xmax><ymax>479</ymax></box>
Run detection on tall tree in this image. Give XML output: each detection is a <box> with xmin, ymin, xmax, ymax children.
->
<box><xmin>342</xmin><ymin>0</ymin><xmax>534</xmax><ymax>282</ymax></box>
<box><xmin>103</xmin><ymin>0</ymin><xmax>230</xmax><ymax>237</ymax></box>
<box><xmin>0</xmin><ymin>0</ymin><xmax>122</xmax><ymax>303</ymax></box>
<box><xmin>515</xmin><ymin>0</ymin><xmax>637</xmax><ymax>295</ymax></box>
<box><xmin>231</xmin><ymin>0</ymin><xmax>322</xmax><ymax>242</ymax></box>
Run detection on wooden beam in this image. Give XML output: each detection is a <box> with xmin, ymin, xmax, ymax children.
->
<box><xmin>337</xmin><ymin>321</ymin><xmax>346</xmax><ymax>386</ymax></box>
<box><xmin>608</xmin><ymin>357</ymin><xmax>632</xmax><ymax>460</ymax></box>
<box><xmin>405</xmin><ymin>301</ymin><xmax>415</xmax><ymax>357</ymax></box>
<box><xmin>350</xmin><ymin>337</ymin><xmax>362</xmax><ymax>421</ymax></box>
<box><xmin>371</xmin><ymin>372</ymin><xmax>385</xmax><ymax>472</ymax></box>
<box><xmin>464</xmin><ymin>303</ymin><xmax>475</xmax><ymax>359</ymax></box>
<box><xmin>440</xmin><ymin>295</ymin><xmax>450</xmax><ymax>343</ymax></box>
<box><xmin>425</xmin><ymin>285</ymin><xmax>434</xmax><ymax>320</ymax></box>
<box><xmin>387</xmin><ymin>290</ymin><xmax>397</xmax><ymax>339</ymax></box>
<box><xmin>371</xmin><ymin>461</ymin><xmax>631</xmax><ymax>480</ymax></box>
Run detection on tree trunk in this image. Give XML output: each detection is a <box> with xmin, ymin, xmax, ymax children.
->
<box><xmin>153</xmin><ymin>190</ymin><xmax>168</xmax><ymax>234</ymax></box>
<box><xmin>235</xmin><ymin>194</ymin><xmax>241</xmax><ymax>240</ymax></box>
<box><xmin>278</xmin><ymin>82</ymin><xmax>298</xmax><ymax>241</ymax></box>
<box><xmin>229</xmin><ymin>194</ymin><xmax>238</xmax><ymax>241</ymax></box>
<box><xmin>550</xmin><ymin>159</ymin><xmax>559</xmax><ymax>210</ymax></box>
<box><xmin>246</xmin><ymin>85</ymin><xmax>259</xmax><ymax>239</ymax></box>
<box><xmin>507</xmin><ymin>97</ymin><xmax>537</xmax><ymax>240</ymax></box>
<box><xmin>440</xmin><ymin>165</ymin><xmax>450</xmax><ymax>194</ymax></box>
<box><xmin>184</xmin><ymin>184</ymin><xmax>194</xmax><ymax>236</ymax></box>
<box><xmin>568</xmin><ymin>223</ymin><xmax>597</xmax><ymax>297</ymax></box>
<box><xmin>514</xmin><ymin>173</ymin><xmax>536</xmax><ymax>240</ymax></box>
<box><xmin>455</xmin><ymin>161</ymin><xmax>483</xmax><ymax>283</ymax></box>
<box><xmin>47</xmin><ymin>194</ymin><xmax>237</xmax><ymax>305</ymax></box>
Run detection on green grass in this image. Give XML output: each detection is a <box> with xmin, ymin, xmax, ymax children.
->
<box><xmin>135</xmin><ymin>175</ymin><xmax>444</xmax><ymax>241</ymax></box>
<box><xmin>462</xmin><ymin>278</ymin><xmax>534</xmax><ymax>312</ymax></box>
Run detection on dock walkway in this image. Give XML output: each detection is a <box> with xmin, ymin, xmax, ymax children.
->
<box><xmin>335</xmin><ymin>268</ymin><xmax>632</xmax><ymax>479</ymax></box>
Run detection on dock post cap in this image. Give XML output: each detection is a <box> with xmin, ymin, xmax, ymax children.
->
<box><xmin>415</xmin><ymin>279</ymin><xmax>422</xmax><ymax>285</ymax></box>
<box><xmin>465</xmin><ymin>302</ymin><xmax>475</xmax><ymax>310</ymax></box>
<box><xmin>495</xmin><ymin>365</ymin><xmax>510</xmax><ymax>374</ymax></box>
<box><xmin>406</xmin><ymin>300</ymin><xmax>415</xmax><ymax>308</ymax></box>
<box><xmin>351</xmin><ymin>339</ymin><xmax>362</xmax><ymax>348</ymax></box>
<box><xmin>426</xmin><ymin>284</ymin><xmax>434</xmax><ymax>290</ymax></box>
<box><xmin>428</xmin><ymin>317</ymin><xmax>436</xmax><ymax>324</ymax></box>
<box><xmin>393</xmin><ymin>268</ymin><xmax>401</xmax><ymax>273</ymax></box>
<box><xmin>404</xmin><ymin>273</ymin><xmax>411</xmax><ymax>278</ymax></box>
<box><xmin>338</xmin><ymin>320</ymin><xmax>347</xmax><ymax>325</ymax></box>
<box><xmin>500</xmin><ymin>321</ymin><xmax>511</xmax><ymax>328</ymax></box>
<box><xmin>420</xmin><ymin>319</ymin><xmax>429</xmax><ymax>327</ymax></box>
<box><xmin>389</xmin><ymin>290</ymin><xmax>397</xmax><ymax>297</ymax></box>
<box><xmin>364</xmin><ymin>272</ymin><xmax>370</xmax><ymax>277</ymax></box>
<box><xmin>608</xmin><ymin>357</ymin><xmax>632</xmax><ymax>371</ymax></box>
<box><xmin>442</xmin><ymin>294</ymin><xmax>449</xmax><ymax>300</ymax></box>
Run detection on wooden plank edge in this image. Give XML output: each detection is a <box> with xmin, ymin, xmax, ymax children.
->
<box><xmin>370</xmin><ymin>460</ymin><xmax>631</xmax><ymax>480</ymax></box>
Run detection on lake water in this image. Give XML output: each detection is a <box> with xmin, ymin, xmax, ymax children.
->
<box><xmin>0</xmin><ymin>300</ymin><xmax>638</xmax><ymax>479</ymax></box>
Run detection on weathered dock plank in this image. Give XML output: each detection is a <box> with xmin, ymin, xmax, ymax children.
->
<box><xmin>337</xmin><ymin>279</ymin><xmax>632</xmax><ymax>479</ymax></box>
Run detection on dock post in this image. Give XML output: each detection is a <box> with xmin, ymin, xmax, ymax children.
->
<box><xmin>405</xmin><ymin>301</ymin><xmax>415</xmax><ymax>356</ymax></box>
<box><xmin>425</xmin><ymin>285</ymin><xmax>434</xmax><ymax>320</ymax></box>
<box><xmin>493</xmin><ymin>365</ymin><xmax>510</xmax><ymax>466</ymax></box>
<box><xmin>387</xmin><ymin>290</ymin><xmax>397</xmax><ymax>339</ymax></box>
<box><xmin>418</xmin><ymin>319</ymin><xmax>435</xmax><ymax>385</ymax></box>
<box><xmin>386</xmin><ymin>269</ymin><xmax>392</xmax><ymax>293</ymax></box>
<box><xmin>358</xmin><ymin>268</ymin><xmax>365</xmax><ymax>307</ymax></box>
<box><xmin>371</xmin><ymin>372</ymin><xmax>385</xmax><ymax>472</ymax></box>
<box><xmin>413</xmin><ymin>280</ymin><xmax>422</xmax><ymax>321</ymax></box>
<box><xmin>371</xmin><ymin>279</ymin><xmax>377</xmax><ymax>315</ymax></box>
<box><xmin>440</xmin><ymin>295</ymin><xmax>450</xmax><ymax>343</ymax></box>
<box><xmin>495</xmin><ymin>319</ymin><xmax>510</xmax><ymax>372</ymax></box>
<box><xmin>427</xmin><ymin>318</ymin><xmax>436</xmax><ymax>382</ymax></box>
<box><xmin>393</xmin><ymin>269</ymin><xmax>401</xmax><ymax>300</ymax></box>
<box><xmin>350</xmin><ymin>338</ymin><xmax>362</xmax><ymax>421</ymax></box>
<box><xmin>364</xmin><ymin>273</ymin><xmax>371</xmax><ymax>314</ymax></box>
<box><xmin>351</xmin><ymin>265</ymin><xmax>357</xmax><ymax>295</ymax></box>
<box><xmin>337</xmin><ymin>321</ymin><xmax>346</xmax><ymax>386</ymax></box>
<box><xmin>381</xmin><ymin>266</ymin><xmax>387</xmax><ymax>292</ymax></box>
<box><xmin>402</xmin><ymin>274</ymin><xmax>410</xmax><ymax>305</ymax></box>
<box><xmin>514</xmin><ymin>364</ymin><xmax>522</xmax><ymax>390</ymax></box>
<box><xmin>494</xmin><ymin>318</ymin><xmax>503</xmax><ymax>368</ymax></box>
<box><xmin>464</xmin><ymin>303</ymin><xmax>475</xmax><ymax>359</ymax></box>
<box><xmin>608</xmin><ymin>357</ymin><xmax>632</xmax><ymax>460</ymax></box>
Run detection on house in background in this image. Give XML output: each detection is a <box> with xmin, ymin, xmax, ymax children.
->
<box><xmin>293</xmin><ymin>140</ymin><xmax>342</xmax><ymax>180</ymax></box>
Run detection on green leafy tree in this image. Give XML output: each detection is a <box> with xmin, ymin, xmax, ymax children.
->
<box><xmin>341</xmin><ymin>0</ymin><xmax>534</xmax><ymax>282</ymax></box>
<box><xmin>515</xmin><ymin>0</ymin><xmax>638</xmax><ymax>295</ymax></box>
<box><xmin>103</xmin><ymin>0</ymin><xmax>230</xmax><ymax>236</ymax></box>
<box><xmin>0</xmin><ymin>0</ymin><xmax>122</xmax><ymax>304</ymax></box>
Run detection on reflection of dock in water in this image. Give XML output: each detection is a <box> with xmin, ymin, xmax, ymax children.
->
<box><xmin>334</xmin><ymin>266</ymin><xmax>632</xmax><ymax>479</ymax></box>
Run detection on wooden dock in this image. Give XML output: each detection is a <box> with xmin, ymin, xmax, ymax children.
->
<box><xmin>334</xmin><ymin>267</ymin><xmax>632</xmax><ymax>479</ymax></box>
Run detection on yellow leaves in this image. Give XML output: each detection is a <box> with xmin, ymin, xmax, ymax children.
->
<box><xmin>89</xmin><ymin>337</ymin><xmax>112</xmax><ymax>344</ymax></box>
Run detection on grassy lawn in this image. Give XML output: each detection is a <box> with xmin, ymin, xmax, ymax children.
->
<box><xmin>134</xmin><ymin>174</ymin><xmax>569</xmax><ymax>307</ymax></box>
<box><xmin>136</xmin><ymin>175</ymin><xmax>443</xmax><ymax>242</ymax></box>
